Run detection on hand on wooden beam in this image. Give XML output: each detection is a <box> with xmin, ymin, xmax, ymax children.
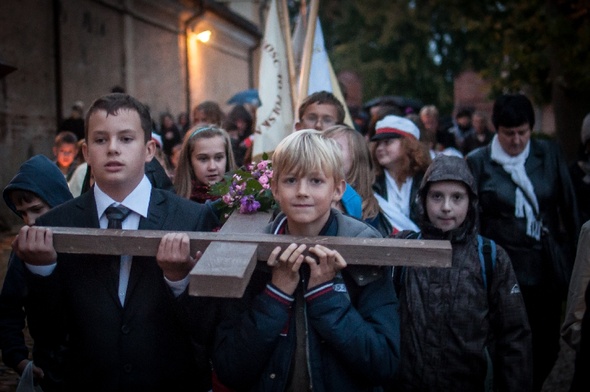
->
<box><xmin>156</xmin><ymin>232</ymin><xmax>202</xmax><ymax>282</ymax></box>
<box><xmin>12</xmin><ymin>226</ymin><xmax>57</xmax><ymax>266</ymax></box>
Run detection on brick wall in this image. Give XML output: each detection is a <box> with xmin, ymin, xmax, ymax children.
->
<box><xmin>453</xmin><ymin>70</ymin><xmax>555</xmax><ymax>134</ymax></box>
<box><xmin>0</xmin><ymin>0</ymin><xmax>260</xmax><ymax>230</ymax></box>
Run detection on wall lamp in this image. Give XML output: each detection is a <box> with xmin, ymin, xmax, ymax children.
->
<box><xmin>195</xmin><ymin>30</ymin><xmax>211</xmax><ymax>43</ymax></box>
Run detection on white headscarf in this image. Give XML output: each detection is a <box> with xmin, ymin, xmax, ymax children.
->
<box><xmin>490</xmin><ymin>134</ymin><xmax>541</xmax><ymax>240</ymax></box>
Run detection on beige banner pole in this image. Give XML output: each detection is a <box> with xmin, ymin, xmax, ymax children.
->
<box><xmin>279</xmin><ymin>0</ymin><xmax>298</xmax><ymax>114</ymax></box>
<box><xmin>296</xmin><ymin>0</ymin><xmax>319</xmax><ymax>113</ymax></box>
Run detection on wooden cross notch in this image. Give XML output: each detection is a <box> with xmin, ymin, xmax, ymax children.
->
<box><xmin>49</xmin><ymin>212</ymin><xmax>452</xmax><ymax>298</ymax></box>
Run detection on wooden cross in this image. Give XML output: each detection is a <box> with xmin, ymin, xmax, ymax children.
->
<box><xmin>49</xmin><ymin>212</ymin><xmax>451</xmax><ymax>298</ymax></box>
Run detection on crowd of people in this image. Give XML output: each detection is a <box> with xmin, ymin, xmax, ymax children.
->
<box><xmin>0</xmin><ymin>89</ymin><xmax>588</xmax><ymax>392</ymax></box>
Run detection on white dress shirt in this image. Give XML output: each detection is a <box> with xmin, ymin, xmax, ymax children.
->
<box><xmin>94</xmin><ymin>177</ymin><xmax>150</xmax><ymax>305</ymax></box>
<box><xmin>27</xmin><ymin>175</ymin><xmax>188</xmax><ymax>303</ymax></box>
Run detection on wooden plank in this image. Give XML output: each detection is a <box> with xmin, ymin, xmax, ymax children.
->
<box><xmin>189</xmin><ymin>212</ymin><xmax>270</xmax><ymax>297</ymax></box>
<box><xmin>49</xmin><ymin>226</ymin><xmax>452</xmax><ymax>268</ymax></box>
<box><xmin>189</xmin><ymin>242</ymin><xmax>259</xmax><ymax>297</ymax></box>
<box><xmin>217</xmin><ymin>211</ymin><xmax>272</xmax><ymax>234</ymax></box>
<box><xmin>48</xmin><ymin>210</ymin><xmax>452</xmax><ymax>298</ymax></box>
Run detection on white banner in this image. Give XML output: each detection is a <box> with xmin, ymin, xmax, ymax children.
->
<box><xmin>253</xmin><ymin>0</ymin><xmax>294</xmax><ymax>158</ymax></box>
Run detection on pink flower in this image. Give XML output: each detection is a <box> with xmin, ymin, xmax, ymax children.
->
<box><xmin>208</xmin><ymin>157</ymin><xmax>275</xmax><ymax>218</ymax></box>
<box><xmin>222</xmin><ymin>194</ymin><xmax>233</xmax><ymax>205</ymax></box>
<box><xmin>257</xmin><ymin>161</ymin><xmax>269</xmax><ymax>171</ymax></box>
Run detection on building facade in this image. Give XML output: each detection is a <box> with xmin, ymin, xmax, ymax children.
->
<box><xmin>0</xmin><ymin>0</ymin><xmax>262</xmax><ymax>229</ymax></box>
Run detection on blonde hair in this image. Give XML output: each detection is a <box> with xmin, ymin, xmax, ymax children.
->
<box><xmin>323</xmin><ymin>125</ymin><xmax>380</xmax><ymax>220</ymax></box>
<box><xmin>272</xmin><ymin>129</ymin><xmax>344</xmax><ymax>185</ymax></box>
<box><xmin>371</xmin><ymin>135</ymin><xmax>431</xmax><ymax>184</ymax></box>
<box><xmin>174</xmin><ymin>125</ymin><xmax>237</xmax><ymax>199</ymax></box>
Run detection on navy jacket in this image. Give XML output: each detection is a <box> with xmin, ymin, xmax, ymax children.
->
<box><xmin>213</xmin><ymin>210</ymin><xmax>400</xmax><ymax>391</ymax></box>
<box><xmin>3</xmin><ymin>155</ymin><xmax>73</xmax><ymax>216</ymax></box>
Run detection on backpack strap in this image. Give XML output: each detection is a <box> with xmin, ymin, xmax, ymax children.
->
<box><xmin>477</xmin><ymin>235</ymin><xmax>496</xmax><ymax>292</ymax></box>
<box><xmin>478</xmin><ymin>235</ymin><xmax>498</xmax><ymax>392</ymax></box>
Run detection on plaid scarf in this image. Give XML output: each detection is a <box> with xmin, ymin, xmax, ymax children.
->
<box><xmin>189</xmin><ymin>181</ymin><xmax>220</xmax><ymax>204</ymax></box>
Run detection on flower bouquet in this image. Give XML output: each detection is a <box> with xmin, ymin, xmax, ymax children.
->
<box><xmin>209</xmin><ymin>154</ymin><xmax>276</xmax><ymax>222</ymax></box>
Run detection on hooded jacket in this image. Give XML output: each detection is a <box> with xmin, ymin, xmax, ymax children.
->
<box><xmin>213</xmin><ymin>209</ymin><xmax>400</xmax><ymax>391</ymax></box>
<box><xmin>396</xmin><ymin>155</ymin><xmax>532</xmax><ymax>392</ymax></box>
<box><xmin>1</xmin><ymin>155</ymin><xmax>73</xmax><ymax>389</ymax></box>
<box><xmin>3</xmin><ymin>154</ymin><xmax>73</xmax><ymax>216</ymax></box>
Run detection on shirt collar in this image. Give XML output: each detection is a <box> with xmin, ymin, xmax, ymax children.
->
<box><xmin>94</xmin><ymin>176</ymin><xmax>152</xmax><ymax>219</ymax></box>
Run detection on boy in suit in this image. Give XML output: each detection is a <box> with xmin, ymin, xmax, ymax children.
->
<box><xmin>12</xmin><ymin>93</ymin><xmax>220</xmax><ymax>392</ymax></box>
<box><xmin>213</xmin><ymin>130</ymin><xmax>400</xmax><ymax>391</ymax></box>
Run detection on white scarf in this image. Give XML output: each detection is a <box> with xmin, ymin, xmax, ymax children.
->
<box><xmin>490</xmin><ymin>135</ymin><xmax>541</xmax><ymax>240</ymax></box>
<box><xmin>376</xmin><ymin>172</ymin><xmax>420</xmax><ymax>233</ymax></box>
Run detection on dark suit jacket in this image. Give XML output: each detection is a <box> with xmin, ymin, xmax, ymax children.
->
<box><xmin>25</xmin><ymin>188</ymin><xmax>220</xmax><ymax>392</ymax></box>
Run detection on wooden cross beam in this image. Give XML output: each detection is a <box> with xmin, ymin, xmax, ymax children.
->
<box><xmin>48</xmin><ymin>212</ymin><xmax>452</xmax><ymax>298</ymax></box>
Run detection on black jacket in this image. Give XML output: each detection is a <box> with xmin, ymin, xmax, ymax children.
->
<box><xmin>466</xmin><ymin>138</ymin><xmax>580</xmax><ymax>287</ymax></box>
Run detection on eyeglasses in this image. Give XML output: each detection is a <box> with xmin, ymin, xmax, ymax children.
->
<box><xmin>301</xmin><ymin>114</ymin><xmax>337</xmax><ymax>128</ymax></box>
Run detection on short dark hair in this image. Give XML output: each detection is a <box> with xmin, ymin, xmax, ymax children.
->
<box><xmin>224</xmin><ymin>104</ymin><xmax>253</xmax><ymax>139</ymax></box>
<box><xmin>111</xmin><ymin>85</ymin><xmax>126</xmax><ymax>93</ymax></box>
<box><xmin>193</xmin><ymin>101</ymin><xmax>225</xmax><ymax>126</ymax></box>
<box><xmin>455</xmin><ymin>107</ymin><xmax>473</xmax><ymax>119</ymax></box>
<box><xmin>492</xmin><ymin>94</ymin><xmax>535</xmax><ymax>130</ymax></box>
<box><xmin>9</xmin><ymin>189</ymin><xmax>42</xmax><ymax>206</ymax></box>
<box><xmin>298</xmin><ymin>91</ymin><xmax>345</xmax><ymax>124</ymax></box>
<box><xmin>54</xmin><ymin>130</ymin><xmax>78</xmax><ymax>147</ymax></box>
<box><xmin>85</xmin><ymin>93</ymin><xmax>152</xmax><ymax>143</ymax></box>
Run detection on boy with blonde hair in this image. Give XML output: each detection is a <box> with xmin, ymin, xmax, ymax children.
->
<box><xmin>213</xmin><ymin>129</ymin><xmax>400</xmax><ymax>391</ymax></box>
